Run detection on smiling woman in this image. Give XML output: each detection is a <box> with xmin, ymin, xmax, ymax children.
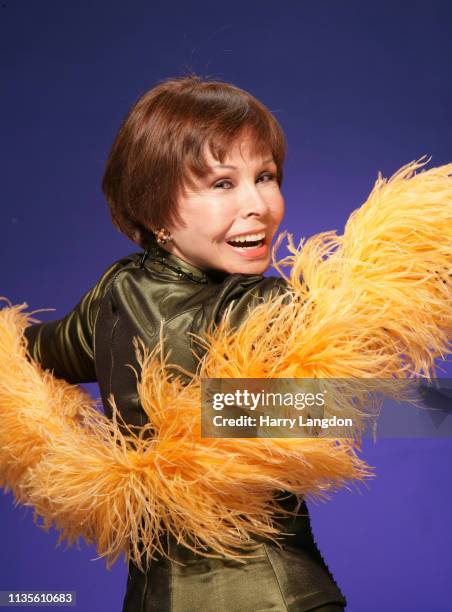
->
<box><xmin>1</xmin><ymin>74</ymin><xmax>451</xmax><ymax>612</ymax></box>
<box><xmin>9</xmin><ymin>76</ymin><xmax>348</xmax><ymax>612</ymax></box>
<box><xmin>164</xmin><ymin>137</ymin><xmax>285</xmax><ymax>274</ymax></box>
<box><xmin>102</xmin><ymin>77</ymin><xmax>286</xmax><ymax>256</ymax></box>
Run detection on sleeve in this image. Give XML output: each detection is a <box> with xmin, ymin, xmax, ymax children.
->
<box><xmin>23</xmin><ymin>257</ymin><xmax>134</xmax><ymax>384</ymax></box>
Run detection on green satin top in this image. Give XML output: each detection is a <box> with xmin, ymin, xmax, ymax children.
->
<box><xmin>24</xmin><ymin>236</ymin><xmax>346</xmax><ymax>612</ymax></box>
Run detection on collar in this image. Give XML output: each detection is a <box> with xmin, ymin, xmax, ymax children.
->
<box><xmin>143</xmin><ymin>234</ymin><xmax>229</xmax><ymax>284</ymax></box>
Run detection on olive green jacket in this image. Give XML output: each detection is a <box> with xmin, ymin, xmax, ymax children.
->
<box><xmin>24</xmin><ymin>235</ymin><xmax>286</xmax><ymax>430</ymax></box>
<box><xmin>23</xmin><ymin>236</ymin><xmax>346</xmax><ymax>611</ymax></box>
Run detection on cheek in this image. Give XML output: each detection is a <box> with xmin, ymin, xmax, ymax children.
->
<box><xmin>280</xmin><ymin>199</ymin><xmax>285</xmax><ymax>221</ymax></box>
<box><xmin>202</xmin><ymin>205</ymin><xmax>235</xmax><ymax>237</ymax></box>
<box><xmin>272</xmin><ymin>193</ymin><xmax>285</xmax><ymax>223</ymax></box>
<box><xmin>184</xmin><ymin>213</ymin><xmax>228</xmax><ymax>246</ymax></box>
<box><xmin>189</xmin><ymin>200</ymin><xmax>227</xmax><ymax>230</ymax></box>
<box><xmin>176</xmin><ymin>204</ymin><xmax>210</xmax><ymax>238</ymax></box>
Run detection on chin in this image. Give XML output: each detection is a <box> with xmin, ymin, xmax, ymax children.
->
<box><xmin>230</xmin><ymin>260</ymin><xmax>269</xmax><ymax>275</ymax></box>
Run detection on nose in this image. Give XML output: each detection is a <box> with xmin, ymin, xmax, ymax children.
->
<box><xmin>238</xmin><ymin>182</ymin><xmax>270</xmax><ymax>218</ymax></box>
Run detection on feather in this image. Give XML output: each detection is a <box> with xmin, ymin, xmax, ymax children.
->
<box><xmin>0</xmin><ymin>158</ymin><xmax>450</xmax><ymax>570</ymax></box>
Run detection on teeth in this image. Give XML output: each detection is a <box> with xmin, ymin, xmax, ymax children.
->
<box><xmin>228</xmin><ymin>231</ymin><xmax>265</xmax><ymax>243</ymax></box>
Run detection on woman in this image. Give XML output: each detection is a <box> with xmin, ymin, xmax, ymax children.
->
<box><xmin>22</xmin><ymin>77</ymin><xmax>348</xmax><ymax>611</ymax></box>
<box><xmin>4</xmin><ymin>76</ymin><xmax>450</xmax><ymax>612</ymax></box>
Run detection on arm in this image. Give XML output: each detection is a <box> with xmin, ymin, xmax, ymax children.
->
<box><xmin>24</xmin><ymin>257</ymin><xmax>135</xmax><ymax>384</ymax></box>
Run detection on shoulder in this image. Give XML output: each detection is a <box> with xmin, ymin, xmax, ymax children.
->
<box><xmin>89</xmin><ymin>252</ymin><xmax>147</xmax><ymax>301</ymax></box>
<box><xmin>97</xmin><ymin>253</ymin><xmax>142</xmax><ymax>285</ymax></box>
<box><xmin>218</xmin><ymin>273</ymin><xmax>287</xmax><ymax>299</ymax></box>
<box><xmin>197</xmin><ymin>273</ymin><xmax>289</xmax><ymax>332</ymax></box>
<box><xmin>83</xmin><ymin>253</ymin><xmax>142</xmax><ymax>329</ymax></box>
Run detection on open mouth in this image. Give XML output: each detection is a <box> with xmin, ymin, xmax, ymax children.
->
<box><xmin>226</xmin><ymin>238</ymin><xmax>265</xmax><ymax>249</ymax></box>
<box><xmin>226</xmin><ymin>230</ymin><xmax>266</xmax><ymax>250</ymax></box>
<box><xmin>225</xmin><ymin>231</ymin><xmax>268</xmax><ymax>259</ymax></box>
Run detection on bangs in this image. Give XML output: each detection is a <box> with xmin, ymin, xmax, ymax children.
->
<box><xmin>103</xmin><ymin>76</ymin><xmax>286</xmax><ymax>246</ymax></box>
<box><xmin>180</xmin><ymin>97</ymin><xmax>286</xmax><ymax>187</ymax></box>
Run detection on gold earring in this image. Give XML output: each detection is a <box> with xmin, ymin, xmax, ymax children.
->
<box><xmin>154</xmin><ymin>227</ymin><xmax>172</xmax><ymax>245</ymax></box>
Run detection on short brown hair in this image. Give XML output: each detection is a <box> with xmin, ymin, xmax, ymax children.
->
<box><xmin>102</xmin><ymin>76</ymin><xmax>286</xmax><ymax>248</ymax></box>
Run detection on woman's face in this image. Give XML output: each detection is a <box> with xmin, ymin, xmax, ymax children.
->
<box><xmin>164</xmin><ymin>136</ymin><xmax>285</xmax><ymax>275</ymax></box>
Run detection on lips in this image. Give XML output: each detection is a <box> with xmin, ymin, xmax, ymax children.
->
<box><xmin>225</xmin><ymin>234</ymin><xmax>268</xmax><ymax>259</ymax></box>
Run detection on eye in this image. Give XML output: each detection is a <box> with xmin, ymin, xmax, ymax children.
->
<box><xmin>256</xmin><ymin>171</ymin><xmax>276</xmax><ymax>184</ymax></box>
<box><xmin>213</xmin><ymin>179</ymin><xmax>233</xmax><ymax>190</ymax></box>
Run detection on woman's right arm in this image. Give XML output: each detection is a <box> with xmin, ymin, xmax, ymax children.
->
<box><xmin>24</xmin><ymin>257</ymin><xmax>134</xmax><ymax>384</ymax></box>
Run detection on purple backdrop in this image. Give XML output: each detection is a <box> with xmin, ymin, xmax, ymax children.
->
<box><xmin>2</xmin><ymin>1</ymin><xmax>451</xmax><ymax>610</ymax></box>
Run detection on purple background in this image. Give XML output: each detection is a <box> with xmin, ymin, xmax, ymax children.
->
<box><xmin>2</xmin><ymin>1</ymin><xmax>451</xmax><ymax>610</ymax></box>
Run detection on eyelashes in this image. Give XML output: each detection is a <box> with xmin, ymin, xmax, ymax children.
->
<box><xmin>213</xmin><ymin>172</ymin><xmax>276</xmax><ymax>190</ymax></box>
<box><xmin>257</xmin><ymin>171</ymin><xmax>276</xmax><ymax>184</ymax></box>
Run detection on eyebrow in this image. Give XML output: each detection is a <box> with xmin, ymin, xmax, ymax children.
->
<box><xmin>212</xmin><ymin>157</ymin><xmax>275</xmax><ymax>170</ymax></box>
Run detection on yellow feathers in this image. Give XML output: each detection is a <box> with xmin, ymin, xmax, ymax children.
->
<box><xmin>0</xmin><ymin>158</ymin><xmax>451</xmax><ymax>571</ymax></box>
<box><xmin>0</xmin><ymin>305</ymin><xmax>367</xmax><ymax>571</ymax></box>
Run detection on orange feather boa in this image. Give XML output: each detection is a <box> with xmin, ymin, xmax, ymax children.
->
<box><xmin>0</xmin><ymin>158</ymin><xmax>450</xmax><ymax>570</ymax></box>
